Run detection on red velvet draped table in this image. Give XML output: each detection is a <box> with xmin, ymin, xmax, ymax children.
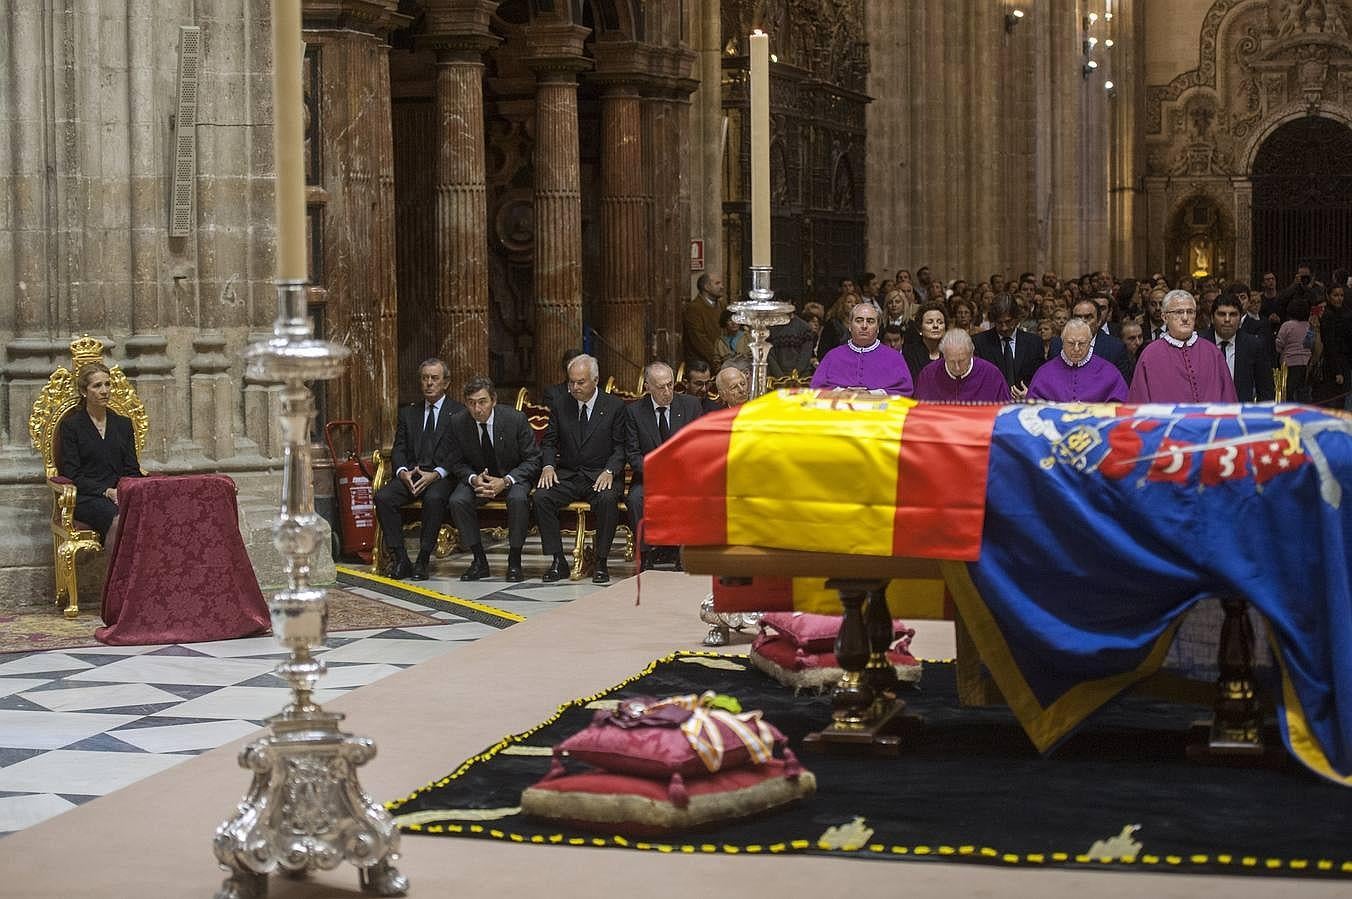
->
<box><xmin>97</xmin><ymin>474</ymin><xmax>270</xmax><ymax>645</ymax></box>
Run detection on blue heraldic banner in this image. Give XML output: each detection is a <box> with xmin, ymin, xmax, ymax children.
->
<box><xmin>943</xmin><ymin>403</ymin><xmax>1352</xmax><ymax>786</ymax></box>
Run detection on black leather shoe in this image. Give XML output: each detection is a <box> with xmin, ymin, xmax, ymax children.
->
<box><xmin>460</xmin><ymin>558</ymin><xmax>491</xmax><ymax>581</ymax></box>
<box><xmin>592</xmin><ymin>566</ymin><xmax>611</xmax><ymax>585</ymax></box>
<box><xmin>505</xmin><ymin>553</ymin><xmax>525</xmax><ymax>582</ymax></box>
<box><xmin>542</xmin><ymin>556</ymin><xmax>569</xmax><ymax>582</ymax></box>
<box><xmin>391</xmin><ymin>558</ymin><xmax>413</xmax><ymax>580</ymax></box>
<box><xmin>411</xmin><ymin>559</ymin><xmax>430</xmax><ymax>581</ymax></box>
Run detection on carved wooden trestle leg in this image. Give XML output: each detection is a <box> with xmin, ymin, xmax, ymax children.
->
<box><xmin>1187</xmin><ymin>595</ymin><xmax>1281</xmax><ymax>765</ymax></box>
<box><xmin>804</xmin><ymin>578</ymin><xmax>909</xmax><ymax>755</ymax></box>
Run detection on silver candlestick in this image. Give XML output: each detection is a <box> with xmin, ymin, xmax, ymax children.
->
<box><xmin>213</xmin><ymin>280</ymin><xmax>408</xmax><ymax>899</ymax></box>
<box><xmin>701</xmin><ymin>266</ymin><xmax>794</xmax><ymax>646</ymax></box>
<box><xmin>728</xmin><ymin>265</ymin><xmax>794</xmax><ymax>400</ymax></box>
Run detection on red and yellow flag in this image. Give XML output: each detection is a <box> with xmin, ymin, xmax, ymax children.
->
<box><xmin>644</xmin><ymin>390</ymin><xmax>1000</xmax><ymax>562</ymax></box>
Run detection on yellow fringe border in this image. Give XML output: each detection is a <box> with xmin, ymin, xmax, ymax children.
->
<box><xmin>385</xmin><ymin>651</ymin><xmax>1352</xmax><ymax>874</ymax></box>
<box><xmin>336</xmin><ymin>564</ymin><xmax>526</xmax><ymax>623</ymax></box>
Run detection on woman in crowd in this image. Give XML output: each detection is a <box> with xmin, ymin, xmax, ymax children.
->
<box><xmin>1322</xmin><ymin>284</ymin><xmax>1351</xmax><ymax>410</ymax></box>
<box><xmin>1276</xmin><ymin>297</ymin><xmax>1316</xmax><ymax>403</ymax></box>
<box><xmin>903</xmin><ymin>302</ymin><xmax>948</xmax><ymax>381</ymax></box>
<box><xmin>713</xmin><ymin>308</ymin><xmax>750</xmax><ymax>369</ymax></box>
<box><xmin>58</xmin><ymin>363</ymin><xmax>143</xmax><ymax>540</ymax></box>
<box><xmin>949</xmin><ymin>296</ymin><xmax>977</xmax><ymax>332</ymax></box>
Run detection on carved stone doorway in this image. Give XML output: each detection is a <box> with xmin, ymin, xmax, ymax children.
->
<box><xmin>1251</xmin><ymin>117</ymin><xmax>1352</xmax><ymax>285</ymax></box>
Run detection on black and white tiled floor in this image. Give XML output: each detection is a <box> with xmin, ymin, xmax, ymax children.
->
<box><xmin>0</xmin><ymin>538</ymin><xmax>638</xmax><ymax>837</ymax></box>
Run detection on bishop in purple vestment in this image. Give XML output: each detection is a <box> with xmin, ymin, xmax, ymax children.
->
<box><xmin>1128</xmin><ymin>290</ymin><xmax>1237</xmax><ymax>404</ymax></box>
<box><xmin>914</xmin><ymin>329</ymin><xmax>1010</xmax><ymax>403</ymax></box>
<box><xmin>1027</xmin><ymin>319</ymin><xmax>1128</xmax><ymax>403</ymax></box>
<box><xmin>811</xmin><ymin>301</ymin><xmax>914</xmax><ymax>395</ymax></box>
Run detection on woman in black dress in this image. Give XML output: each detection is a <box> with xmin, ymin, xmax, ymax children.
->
<box><xmin>58</xmin><ymin>363</ymin><xmax>142</xmax><ymax>539</ymax></box>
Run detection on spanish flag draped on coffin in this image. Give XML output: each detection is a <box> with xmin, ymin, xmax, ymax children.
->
<box><xmin>643</xmin><ymin>390</ymin><xmax>1352</xmax><ymax>787</ymax></box>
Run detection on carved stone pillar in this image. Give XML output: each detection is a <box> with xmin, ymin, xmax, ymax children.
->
<box><xmin>1232</xmin><ymin>178</ymin><xmax>1254</xmax><ymax>284</ymax></box>
<box><xmin>528</xmin><ymin>26</ymin><xmax>590</xmax><ymax>391</ymax></box>
<box><xmin>420</xmin><ymin>17</ymin><xmax>499</xmax><ymax>394</ymax></box>
<box><xmin>595</xmin><ymin>79</ymin><xmax>648</xmax><ymax>388</ymax></box>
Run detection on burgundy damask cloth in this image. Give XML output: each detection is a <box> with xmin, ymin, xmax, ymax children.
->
<box><xmin>97</xmin><ymin>474</ymin><xmax>270</xmax><ymax>645</ymax></box>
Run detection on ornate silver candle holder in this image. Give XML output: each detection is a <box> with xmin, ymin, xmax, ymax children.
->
<box><xmin>728</xmin><ymin>265</ymin><xmax>794</xmax><ymax>400</ymax></box>
<box><xmin>700</xmin><ymin>266</ymin><xmax>793</xmax><ymax>646</ymax></box>
<box><xmin>214</xmin><ymin>280</ymin><xmax>408</xmax><ymax>899</ymax></box>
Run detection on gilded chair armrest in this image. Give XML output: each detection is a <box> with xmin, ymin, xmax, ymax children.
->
<box><xmin>372</xmin><ymin>448</ymin><xmax>392</xmax><ymax>492</ymax></box>
<box><xmin>48</xmin><ymin>478</ymin><xmax>78</xmax><ymax>530</ymax></box>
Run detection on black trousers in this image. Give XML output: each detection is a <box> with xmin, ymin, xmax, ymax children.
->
<box><xmin>448</xmin><ymin>480</ymin><xmax>530</xmax><ymax>549</ymax></box>
<box><xmin>625</xmin><ymin>481</ymin><xmax>648</xmax><ymax>550</ymax></box>
<box><xmin>374</xmin><ymin>475</ymin><xmax>453</xmax><ymax>558</ymax></box>
<box><xmin>75</xmin><ymin>493</ymin><xmax>118</xmax><ymax>540</ymax></box>
<box><xmin>533</xmin><ymin>473</ymin><xmax>619</xmax><ymax>559</ymax></box>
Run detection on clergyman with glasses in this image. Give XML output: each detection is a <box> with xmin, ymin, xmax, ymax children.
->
<box><xmin>1127</xmin><ymin>289</ymin><xmax>1237</xmax><ymax>404</ymax></box>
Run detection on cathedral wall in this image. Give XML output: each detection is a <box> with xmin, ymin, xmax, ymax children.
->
<box><xmin>864</xmin><ymin>0</ymin><xmax>1120</xmax><ymax>283</ymax></box>
<box><xmin>1144</xmin><ymin>0</ymin><xmax>1213</xmax><ymax>86</ymax></box>
<box><xmin>0</xmin><ymin>2</ymin><xmax>323</xmax><ymax>608</ymax></box>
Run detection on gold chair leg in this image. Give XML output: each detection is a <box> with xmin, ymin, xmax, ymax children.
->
<box><xmin>58</xmin><ymin>544</ymin><xmax>81</xmax><ymax>619</ymax></box>
<box><xmin>623</xmin><ymin>527</ymin><xmax>634</xmax><ymax>563</ymax></box>
<box><xmin>371</xmin><ymin>521</ymin><xmax>386</xmax><ymax>574</ymax></box>
<box><xmin>570</xmin><ymin>509</ymin><xmax>589</xmax><ymax>581</ymax></box>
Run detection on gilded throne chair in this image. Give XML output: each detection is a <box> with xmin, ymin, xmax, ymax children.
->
<box><xmin>28</xmin><ymin>336</ymin><xmax>148</xmax><ymax>619</ymax></box>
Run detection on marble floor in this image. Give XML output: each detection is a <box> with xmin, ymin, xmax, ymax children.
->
<box><xmin>0</xmin><ymin>536</ymin><xmax>639</xmax><ymax>837</ymax></box>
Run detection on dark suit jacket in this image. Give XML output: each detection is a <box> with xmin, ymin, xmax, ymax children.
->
<box><xmin>58</xmin><ymin>408</ymin><xmax>141</xmax><ymax>497</ymax></box>
<box><xmin>542</xmin><ymin>381</ymin><xmax>568</xmax><ymax>408</ymax></box>
<box><xmin>1200</xmin><ymin>329</ymin><xmax>1275</xmax><ymax>402</ymax></box>
<box><xmin>389</xmin><ymin>396</ymin><xmax>463</xmax><ymax>474</ymax></box>
<box><xmin>625</xmin><ymin>393</ymin><xmax>704</xmax><ymax>481</ymax></box>
<box><xmin>542</xmin><ymin>391</ymin><xmax>627</xmax><ymax>480</ymax></box>
<box><xmin>448</xmin><ymin>406</ymin><xmax>541</xmax><ymax>487</ymax></box>
<box><xmin>1050</xmin><ymin>332</ymin><xmax>1134</xmax><ymax>383</ymax></box>
<box><xmin>972</xmin><ymin>329</ymin><xmax>1045</xmax><ymax>386</ymax></box>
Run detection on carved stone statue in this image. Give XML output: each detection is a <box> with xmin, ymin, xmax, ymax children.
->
<box><xmin>1275</xmin><ymin>0</ymin><xmax>1350</xmax><ymax>38</ymax></box>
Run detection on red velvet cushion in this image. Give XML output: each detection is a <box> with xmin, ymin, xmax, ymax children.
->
<box><xmin>558</xmin><ymin>698</ymin><xmax>788</xmax><ymax>779</ymax></box>
<box><xmin>751</xmin><ymin>631</ymin><xmax>921</xmax><ymax>673</ymax></box>
<box><xmin>521</xmin><ymin>758</ymin><xmax>816</xmax><ymax>836</ymax></box>
<box><xmin>760</xmin><ymin>611</ymin><xmax>915</xmax><ymax>654</ymax></box>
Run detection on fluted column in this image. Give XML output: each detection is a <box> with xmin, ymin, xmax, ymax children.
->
<box><xmin>596</xmin><ymin>82</ymin><xmax>648</xmax><ymax>387</ymax></box>
<box><xmin>528</xmin><ymin>27</ymin><xmax>590</xmax><ymax>391</ymax></box>
<box><xmin>430</xmin><ymin>38</ymin><xmax>497</xmax><ymax>391</ymax></box>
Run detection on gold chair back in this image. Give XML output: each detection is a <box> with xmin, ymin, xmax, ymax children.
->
<box><xmin>1273</xmin><ymin>366</ymin><xmax>1287</xmax><ymax>403</ymax></box>
<box><xmin>29</xmin><ymin>335</ymin><xmax>149</xmax><ymax>479</ymax></box>
<box><xmin>27</xmin><ymin>336</ymin><xmax>150</xmax><ymax>618</ymax></box>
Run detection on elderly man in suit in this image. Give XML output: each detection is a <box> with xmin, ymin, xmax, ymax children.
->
<box><xmin>624</xmin><ymin>361</ymin><xmax>704</xmax><ymax>570</ymax></box>
<box><xmin>374</xmin><ymin>358</ymin><xmax>465</xmax><ymax>581</ymax></box>
<box><xmin>448</xmin><ymin>376</ymin><xmax>542</xmax><ymax>583</ymax></box>
<box><xmin>1201</xmin><ymin>293</ymin><xmax>1275</xmax><ymax>402</ymax></box>
<box><xmin>536</xmin><ymin>354</ymin><xmax>627</xmax><ymax>585</ymax></box>
<box><xmin>973</xmin><ymin>293</ymin><xmax>1044</xmax><ymax>400</ymax></box>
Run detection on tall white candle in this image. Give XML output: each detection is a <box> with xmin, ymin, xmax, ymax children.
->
<box><xmin>749</xmin><ymin>30</ymin><xmax>770</xmax><ymax>269</ymax></box>
<box><xmin>272</xmin><ymin>0</ymin><xmax>308</xmax><ymax>281</ymax></box>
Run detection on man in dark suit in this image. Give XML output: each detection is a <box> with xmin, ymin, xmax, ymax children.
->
<box><xmin>535</xmin><ymin>354</ymin><xmax>627</xmax><ymax>585</ymax></box>
<box><xmin>1050</xmin><ymin>299</ymin><xmax>1135</xmax><ymax>384</ymax></box>
<box><xmin>447</xmin><ymin>376</ymin><xmax>542</xmax><ymax>583</ymax></box>
<box><xmin>374</xmin><ymin>358</ymin><xmax>465</xmax><ymax>580</ymax></box>
<box><xmin>684</xmin><ymin>359</ymin><xmax>720</xmax><ymax>414</ymax></box>
<box><xmin>1201</xmin><ymin>294</ymin><xmax>1275</xmax><ymax>402</ymax></box>
<box><xmin>972</xmin><ymin>294</ymin><xmax>1044</xmax><ymax>399</ymax></box>
<box><xmin>624</xmin><ymin>361</ymin><xmax>704</xmax><ymax>570</ymax></box>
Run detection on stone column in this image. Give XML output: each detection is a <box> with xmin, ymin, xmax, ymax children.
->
<box><xmin>594</xmin><ymin>78</ymin><xmax>648</xmax><ymax>388</ymax></box>
<box><xmin>423</xmin><ymin>18</ymin><xmax>500</xmax><ymax>393</ymax></box>
<box><xmin>1232</xmin><ymin>178</ymin><xmax>1254</xmax><ymax>285</ymax></box>
<box><xmin>306</xmin><ymin>3</ymin><xmax>407</xmax><ymax>448</ymax></box>
<box><xmin>1047</xmin><ymin>0</ymin><xmax>1083</xmax><ymax>275</ymax></box>
<box><xmin>696</xmin><ymin>0</ymin><xmax>724</xmax><ymax>283</ymax></box>
<box><xmin>528</xmin><ymin>26</ymin><xmax>590</xmax><ymax>391</ymax></box>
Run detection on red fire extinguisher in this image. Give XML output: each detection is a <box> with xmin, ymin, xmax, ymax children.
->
<box><xmin>325</xmin><ymin>420</ymin><xmax>376</xmax><ymax>564</ymax></box>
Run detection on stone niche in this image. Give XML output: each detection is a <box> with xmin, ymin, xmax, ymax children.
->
<box><xmin>1144</xmin><ymin>0</ymin><xmax>1352</xmax><ymax>283</ymax></box>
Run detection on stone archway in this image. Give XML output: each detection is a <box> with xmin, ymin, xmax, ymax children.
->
<box><xmin>1250</xmin><ymin>116</ymin><xmax>1352</xmax><ymax>284</ymax></box>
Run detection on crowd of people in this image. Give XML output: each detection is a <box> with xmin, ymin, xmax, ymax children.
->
<box><xmin>682</xmin><ymin>265</ymin><xmax>1352</xmax><ymax>410</ymax></box>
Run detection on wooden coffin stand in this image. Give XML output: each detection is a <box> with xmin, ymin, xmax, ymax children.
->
<box><xmin>684</xmin><ymin>545</ymin><xmax>1275</xmax><ymax>763</ymax></box>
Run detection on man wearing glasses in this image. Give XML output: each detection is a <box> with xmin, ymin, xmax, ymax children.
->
<box><xmin>1127</xmin><ymin>290</ymin><xmax>1237</xmax><ymax>404</ymax></box>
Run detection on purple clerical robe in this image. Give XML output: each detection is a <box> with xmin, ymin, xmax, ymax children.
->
<box><xmin>1128</xmin><ymin>335</ymin><xmax>1237</xmax><ymax>404</ymax></box>
<box><xmin>1027</xmin><ymin>353</ymin><xmax>1128</xmax><ymax>403</ymax></box>
<box><xmin>810</xmin><ymin>341</ymin><xmax>914</xmax><ymax>396</ymax></box>
<box><xmin>914</xmin><ymin>356</ymin><xmax>1010</xmax><ymax>403</ymax></box>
